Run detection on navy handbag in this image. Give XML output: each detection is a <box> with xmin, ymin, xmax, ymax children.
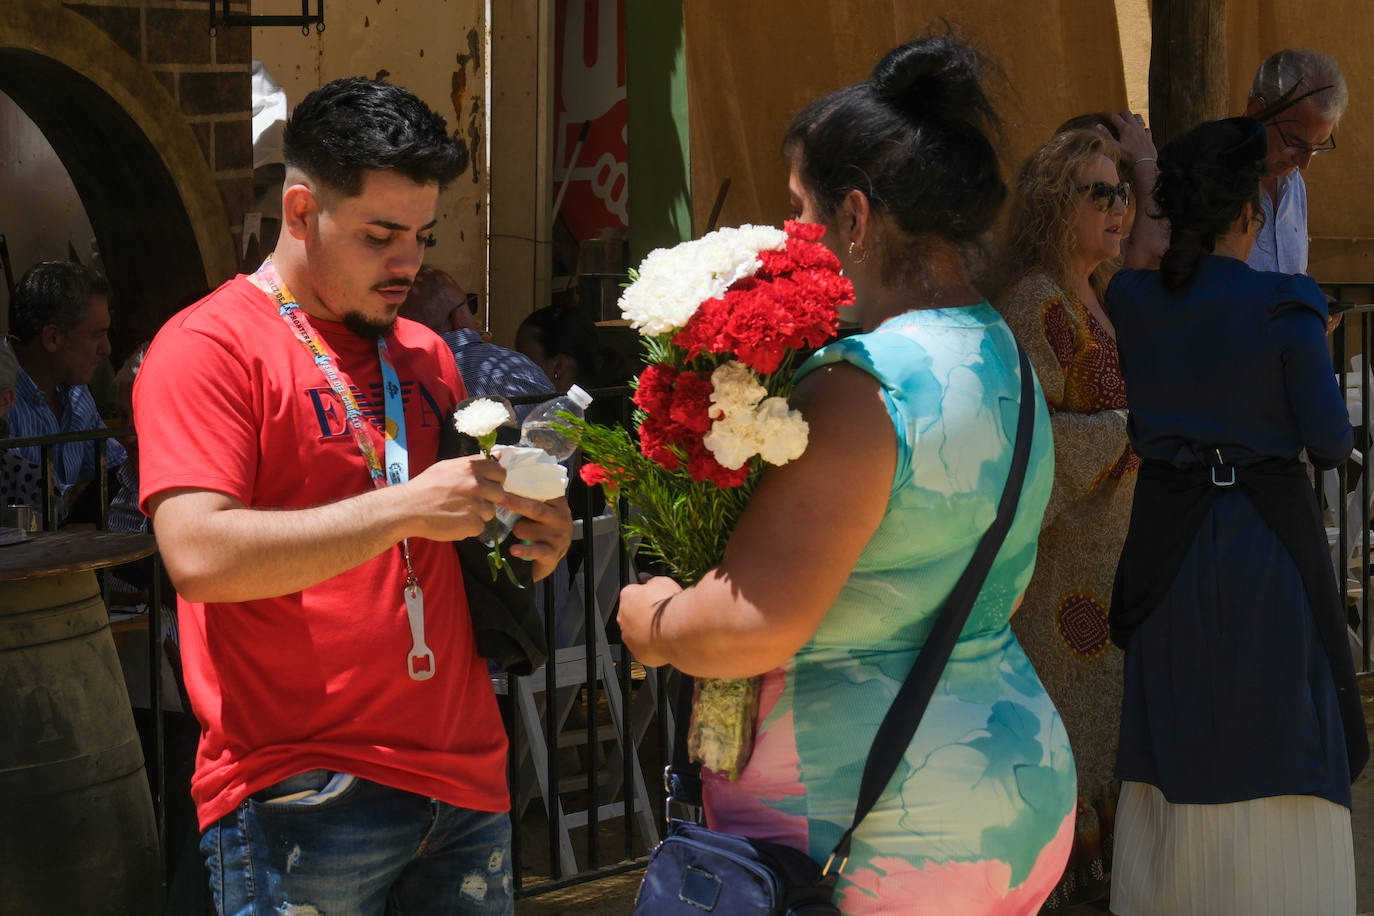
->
<box><xmin>632</xmin><ymin>346</ymin><xmax>1037</xmax><ymax>915</ymax></box>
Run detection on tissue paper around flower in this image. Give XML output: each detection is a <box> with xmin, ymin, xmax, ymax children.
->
<box><xmin>493</xmin><ymin>445</ymin><xmax>568</xmax><ymax>501</ymax></box>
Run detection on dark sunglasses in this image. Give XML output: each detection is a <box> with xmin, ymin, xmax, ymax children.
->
<box><xmin>1077</xmin><ymin>180</ymin><xmax>1131</xmax><ymax>211</ymax></box>
<box><xmin>463</xmin><ymin>292</ymin><xmax>480</xmax><ymax>314</ymax></box>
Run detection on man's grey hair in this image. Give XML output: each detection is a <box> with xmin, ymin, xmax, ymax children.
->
<box><xmin>399</xmin><ymin>266</ymin><xmax>466</xmax><ymax>333</ymax></box>
<box><xmin>1251</xmin><ymin>48</ymin><xmax>1348</xmax><ymax>123</ymax></box>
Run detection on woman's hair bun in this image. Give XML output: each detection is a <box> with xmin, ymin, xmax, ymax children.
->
<box><xmin>783</xmin><ymin>32</ymin><xmax>1005</xmax><ymax>248</ymax></box>
<box><xmin>870</xmin><ymin>36</ymin><xmax>987</xmax><ymax>127</ymax></box>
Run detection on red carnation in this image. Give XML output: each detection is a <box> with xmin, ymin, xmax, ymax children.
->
<box><xmin>580</xmin><ymin>462</ymin><xmax>614</xmax><ymax>488</ymax></box>
<box><xmin>686</xmin><ymin>443</ymin><xmax>751</xmax><ymax>489</ymax></box>
<box><xmin>668</xmin><ymin>370</ymin><xmax>714</xmax><ymax>434</ymax></box>
<box><xmin>639</xmin><ymin>424</ymin><xmax>682</xmax><ymax>471</ymax></box>
<box><xmin>784</xmin><ymin>219</ymin><xmax>826</xmax><ymax>242</ymax></box>
<box><xmin>635</xmin><ymin>364</ymin><xmax>677</xmax><ymax>415</ymax></box>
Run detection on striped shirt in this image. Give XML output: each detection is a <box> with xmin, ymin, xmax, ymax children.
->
<box><xmin>441</xmin><ymin>328</ymin><xmax>555</xmax><ymax>420</ymax></box>
<box><xmin>8</xmin><ymin>365</ymin><xmax>126</xmax><ymax>499</ymax></box>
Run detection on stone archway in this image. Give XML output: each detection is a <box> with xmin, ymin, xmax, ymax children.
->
<box><xmin>0</xmin><ymin>0</ymin><xmax>237</xmax><ymax>357</ymax></box>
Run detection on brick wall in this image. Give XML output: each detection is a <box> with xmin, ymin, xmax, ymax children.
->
<box><xmin>62</xmin><ymin>0</ymin><xmax>253</xmax><ymax>249</ymax></box>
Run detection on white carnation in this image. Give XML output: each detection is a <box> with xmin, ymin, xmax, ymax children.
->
<box><xmin>452</xmin><ymin>398</ymin><xmax>511</xmax><ymax>438</ymax></box>
<box><xmin>702</xmin><ymin>413</ymin><xmax>763</xmax><ymax>470</ymax></box>
<box><xmin>708</xmin><ymin>361</ymin><xmax>766</xmax><ymax>420</ymax></box>
<box><xmin>702</xmin><ymin>395</ymin><xmax>809</xmax><ymax>470</ymax></box>
<box><xmin>618</xmin><ymin>224</ymin><xmax>788</xmax><ymax>336</ymax></box>
<box><xmin>753</xmin><ymin>398</ymin><xmax>809</xmax><ymax>465</ymax></box>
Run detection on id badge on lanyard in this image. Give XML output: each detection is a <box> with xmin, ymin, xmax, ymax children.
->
<box><xmin>254</xmin><ymin>258</ymin><xmax>435</xmax><ymax>681</ymax></box>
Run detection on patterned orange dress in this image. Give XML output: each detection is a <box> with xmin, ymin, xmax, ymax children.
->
<box><xmin>998</xmin><ymin>271</ymin><xmax>1138</xmax><ymax>908</ymax></box>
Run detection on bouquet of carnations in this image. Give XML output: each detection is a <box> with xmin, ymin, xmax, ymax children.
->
<box><xmin>569</xmin><ymin>220</ymin><xmax>852</xmax><ymax>778</ymax></box>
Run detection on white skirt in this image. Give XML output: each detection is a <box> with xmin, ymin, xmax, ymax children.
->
<box><xmin>1110</xmin><ymin>780</ymin><xmax>1355</xmax><ymax>915</ymax></box>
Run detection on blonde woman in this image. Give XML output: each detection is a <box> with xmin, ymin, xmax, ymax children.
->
<box><xmin>995</xmin><ymin>121</ymin><xmax>1162</xmax><ymax>908</ymax></box>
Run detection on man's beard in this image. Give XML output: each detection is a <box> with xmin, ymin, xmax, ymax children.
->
<box><xmin>343</xmin><ymin>311</ymin><xmax>397</xmax><ymax>340</ymax></box>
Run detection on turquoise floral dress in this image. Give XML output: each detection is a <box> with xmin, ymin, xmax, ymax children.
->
<box><xmin>702</xmin><ymin>305</ymin><xmax>1077</xmax><ymax>914</ymax></box>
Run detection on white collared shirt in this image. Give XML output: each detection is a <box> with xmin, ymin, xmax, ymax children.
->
<box><xmin>1247</xmin><ymin>170</ymin><xmax>1309</xmax><ymax>274</ymax></box>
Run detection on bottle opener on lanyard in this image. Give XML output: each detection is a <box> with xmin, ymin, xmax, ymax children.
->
<box><xmin>404</xmin><ymin>583</ymin><xmax>434</xmax><ymax>680</ymax></box>
<box><xmin>254</xmin><ymin>257</ymin><xmax>434</xmax><ymax>681</ymax></box>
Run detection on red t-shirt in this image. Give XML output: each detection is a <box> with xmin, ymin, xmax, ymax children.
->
<box><xmin>135</xmin><ymin>276</ymin><xmax>508</xmax><ymax>829</ymax></box>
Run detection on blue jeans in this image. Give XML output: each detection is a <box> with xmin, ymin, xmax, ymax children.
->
<box><xmin>201</xmin><ymin>770</ymin><xmax>513</xmax><ymax>915</ymax></box>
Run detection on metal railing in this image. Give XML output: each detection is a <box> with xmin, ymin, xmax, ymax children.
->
<box><xmin>1320</xmin><ymin>282</ymin><xmax>1374</xmax><ymax>675</ymax></box>
<box><xmin>503</xmin><ymin>386</ymin><xmax>666</xmax><ymax>895</ymax></box>
<box><xmin>1</xmin><ymin>424</ymin><xmax>126</xmax><ymax>531</ymax></box>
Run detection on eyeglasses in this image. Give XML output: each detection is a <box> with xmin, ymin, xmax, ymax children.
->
<box><xmin>1267</xmin><ymin>120</ymin><xmax>1336</xmax><ymax>157</ymax></box>
<box><xmin>463</xmin><ymin>292</ymin><xmax>480</xmax><ymax>314</ymax></box>
<box><xmin>1077</xmin><ymin>180</ymin><xmax>1131</xmax><ymax>212</ymax></box>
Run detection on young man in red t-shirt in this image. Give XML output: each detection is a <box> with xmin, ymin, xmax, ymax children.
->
<box><xmin>135</xmin><ymin>77</ymin><xmax>572</xmax><ymax>914</ymax></box>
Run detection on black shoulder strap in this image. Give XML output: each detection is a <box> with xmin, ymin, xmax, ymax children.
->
<box><xmin>821</xmin><ymin>343</ymin><xmax>1037</xmax><ymax>883</ymax></box>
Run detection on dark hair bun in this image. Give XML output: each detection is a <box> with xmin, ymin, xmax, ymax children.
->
<box><xmin>870</xmin><ymin>37</ymin><xmax>989</xmax><ymax>129</ymax></box>
<box><xmin>784</xmin><ymin>35</ymin><xmax>1005</xmax><ymax>251</ymax></box>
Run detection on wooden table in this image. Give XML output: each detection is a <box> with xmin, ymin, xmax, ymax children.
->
<box><xmin>0</xmin><ymin>529</ymin><xmax>156</xmax><ymax>581</ymax></box>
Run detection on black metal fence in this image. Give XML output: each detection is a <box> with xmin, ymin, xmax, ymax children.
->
<box><xmin>1319</xmin><ymin>282</ymin><xmax>1374</xmax><ymax>676</ymax></box>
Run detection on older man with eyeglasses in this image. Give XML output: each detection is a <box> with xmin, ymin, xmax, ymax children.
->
<box><xmin>1242</xmin><ymin>48</ymin><xmax>1347</xmax><ymax>275</ymax></box>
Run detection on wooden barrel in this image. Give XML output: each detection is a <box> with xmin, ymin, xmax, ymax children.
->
<box><xmin>0</xmin><ymin>571</ymin><xmax>161</xmax><ymax>913</ymax></box>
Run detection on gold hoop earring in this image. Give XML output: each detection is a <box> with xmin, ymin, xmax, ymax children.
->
<box><xmin>847</xmin><ymin>241</ymin><xmax>868</xmax><ymax>264</ymax></box>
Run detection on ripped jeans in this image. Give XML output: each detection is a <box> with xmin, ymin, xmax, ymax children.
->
<box><xmin>201</xmin><ymin>770</ymin><xmax>513</xmax><ymax>916</ymax></box>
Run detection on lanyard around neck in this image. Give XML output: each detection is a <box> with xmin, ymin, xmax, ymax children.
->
<box><xmin>252</xmin><ymin>257</ymin><xmax>409</xmax><ymax>492</ymax></box>
<box><xmin>251</xmin><ymin>258</ymin><xmax>434</xmax><ymax>680</ymax></box>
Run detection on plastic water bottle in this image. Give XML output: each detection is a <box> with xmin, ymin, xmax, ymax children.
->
<box><xmin>486</xmin><ymin>385</ymin><xmax>593</xmax><ymax>544</ymax></box>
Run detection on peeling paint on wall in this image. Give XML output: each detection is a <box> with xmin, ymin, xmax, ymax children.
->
<box><xmin>452</xmin><ymin>27</ymin><xmax>483</xmax><ymax>185</ymax></box>
<box><xmin>451</xmin><ymin>66</ymin><xmax>466</xmax><ymax>120</ymax></box>
<box><xmin>457</xmin><ymin>27</ymin><xmax>481</xmax><ymax>70</ymax></box>
<box><xmin>466</xmin><ymin>100</ymin><xmax>482</xmax><ymax>184</ymax></box>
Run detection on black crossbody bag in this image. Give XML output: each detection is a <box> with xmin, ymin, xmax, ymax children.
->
<box><xmin>633</xmin><ymin>346</ymin><xmax>1037</xmax><ymax>915</ymax></box>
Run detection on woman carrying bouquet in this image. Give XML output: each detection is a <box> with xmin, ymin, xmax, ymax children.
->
<box><xmin>1106</xmin><ymin>117</ymin><xmax>1367</xmax><ymax>915</ymax></box>
<box><xmin>618</xmin><ymin>36</ymin><xmax>1076</xmax><ymax>914</ymax></box>
<box><xmin>993</xmin><ymin>123</ymin><xmax>1160</xmax><ymax>907</ymax></box>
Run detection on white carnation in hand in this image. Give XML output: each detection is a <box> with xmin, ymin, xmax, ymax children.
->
<box><xmin>452</xmin><ymin>398</ymin><xmax>511</xmax><ymax>438</ymax></box>
<box><xmin>618</xmin><ymin>225</ymin><xmax>788</xmax><ymax>336</ymax></box>
<box><xmin>754</xmin><ymin>398</ymin><xmax>809</xmax><ymax>465</ymax></box>
<box><xmin>708</xmin><ymin>361</ymin><xmax>767</xmax><ymax>420</ymax></box>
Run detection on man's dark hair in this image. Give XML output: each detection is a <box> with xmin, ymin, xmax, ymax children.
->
<box><xmin>282</xmin><ymin>77</ymin><xmax>465</xmax><ymax>196</ymax></box>
<box><xmin>9</xmin><ymin>260</ymin><xmax>109</xmax><ymax>345</ymax></box>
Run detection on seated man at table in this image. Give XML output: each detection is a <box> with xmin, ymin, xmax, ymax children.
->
<box><xmin>400</xmin><ymin>266</ymin><xmax>554</xmax><ymax>421</ymax></box>
<box><xmin>5</xmin><ymin>260</ymin><xmax>126</xmax><ymax>524</ymax></box>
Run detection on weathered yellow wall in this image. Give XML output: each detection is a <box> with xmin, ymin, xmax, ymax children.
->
<box><xmin>252</xmin><ymin>0</ymin><xmax>490</xmax><ymax>314</ymax></box>
<box><xmin>684</xmin><ymin>2</ymin><xmax>1374</xmax><ymax>284</ymax></box>
<box><xmin>684</xmin><ymin>3</ymin><xmax>1130</xmax><ymax>235</ymax></box>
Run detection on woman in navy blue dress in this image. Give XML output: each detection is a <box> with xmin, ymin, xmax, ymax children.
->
<box><xmin>1105</xmin><ymin>117</ymin><xmax>1368</xmax><ymax>915</ymax></box>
